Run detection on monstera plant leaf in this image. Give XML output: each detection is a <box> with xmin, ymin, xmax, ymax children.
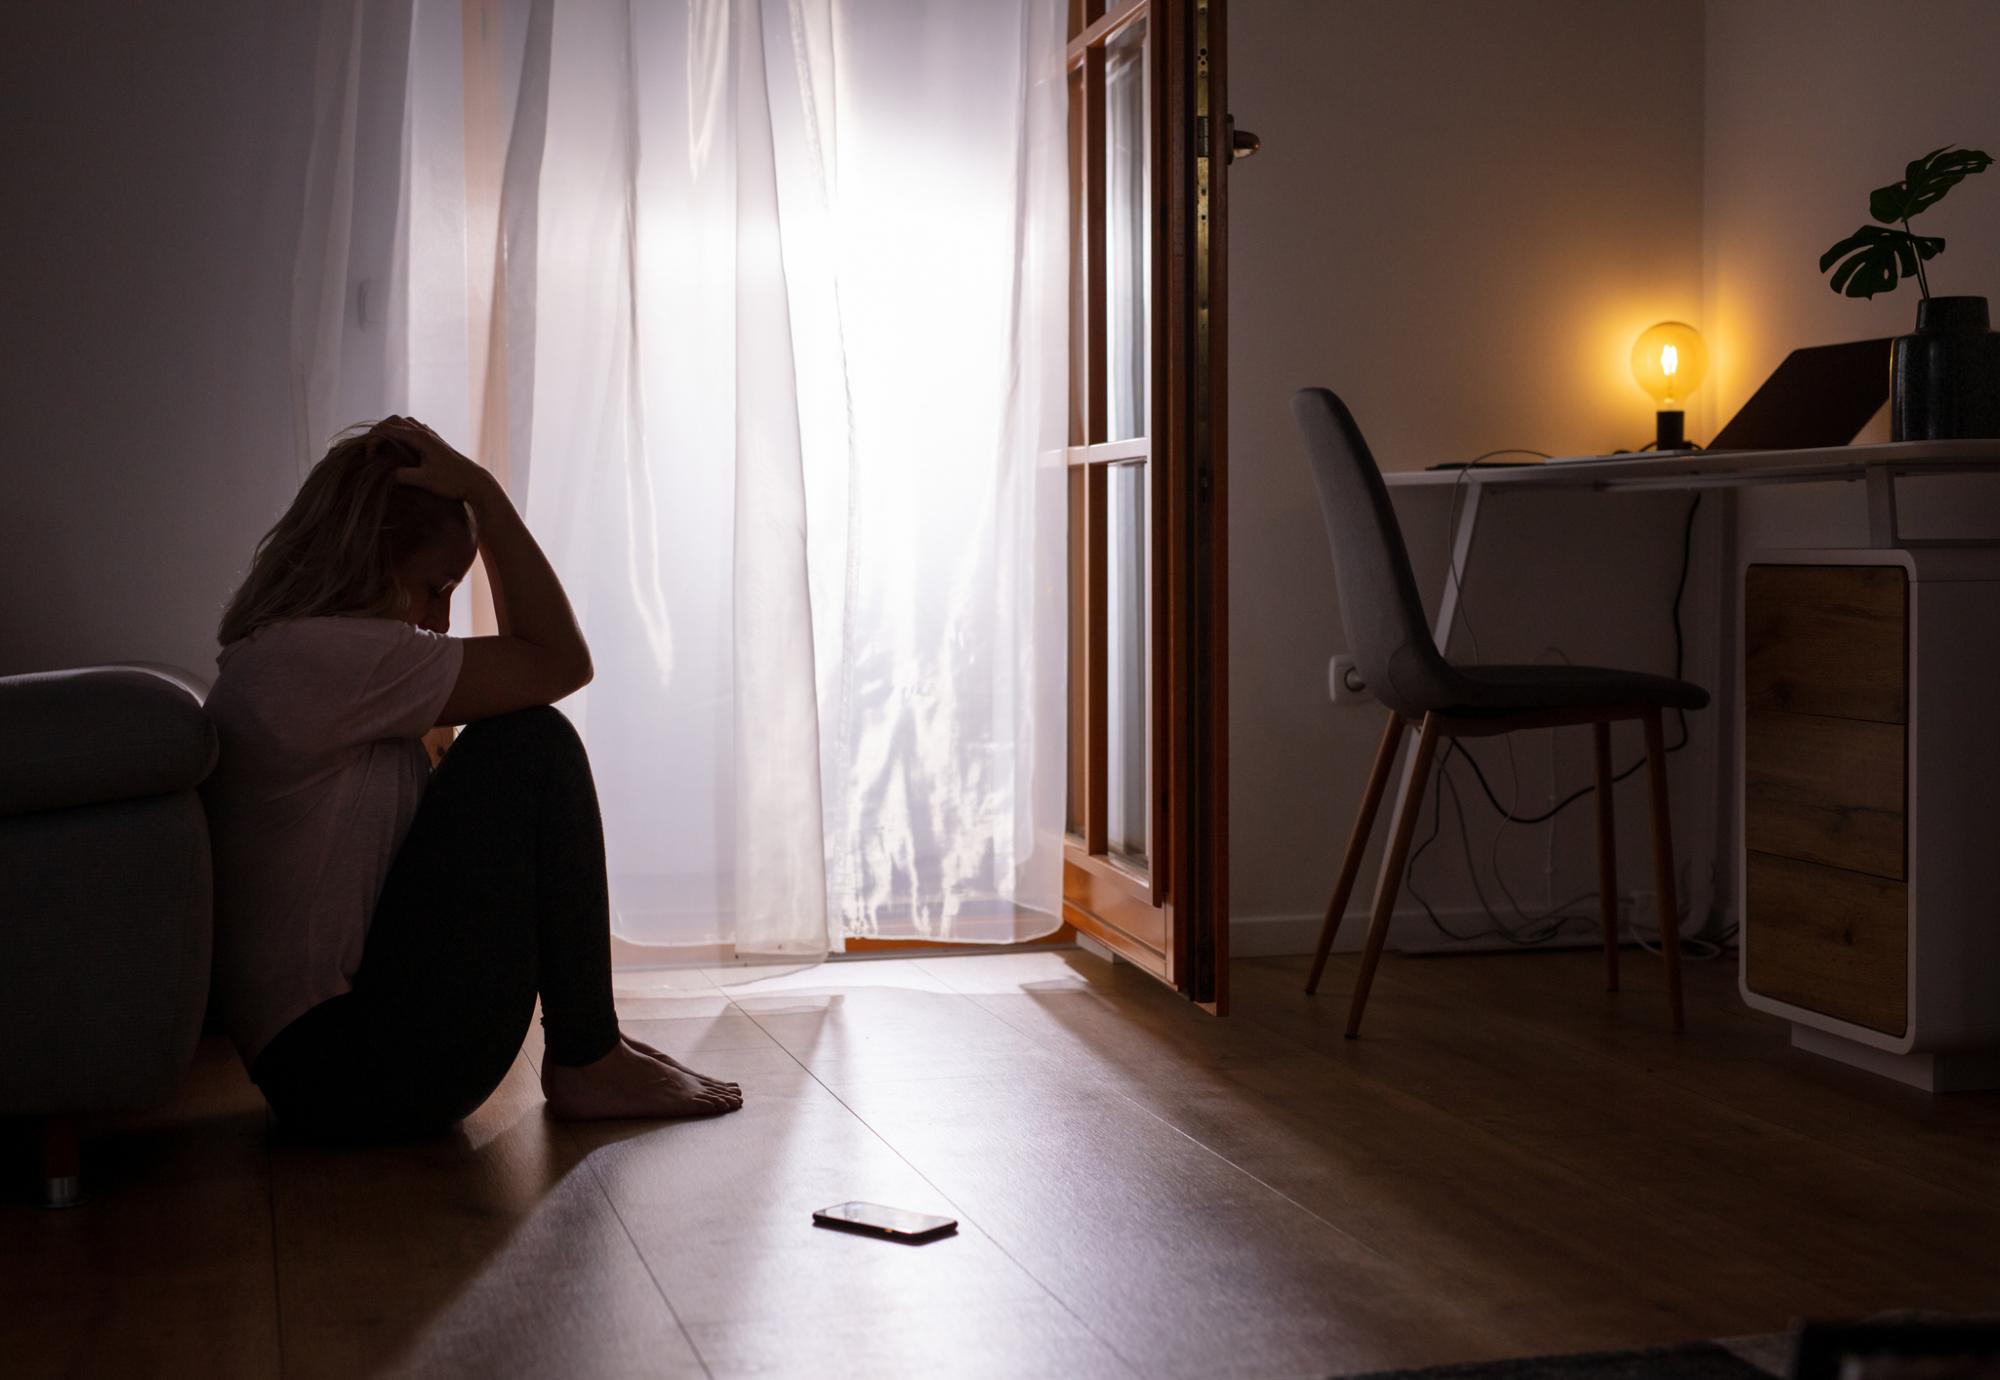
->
<box><xmin>1869</xmin><ymin>145</ymin><xmax>1994</xmax><ymax>224</ymax></box>
<box><xmin>1819</xmin><ymin>224</ymin><xmax>1946</xmax><ymax>298</ymax></box>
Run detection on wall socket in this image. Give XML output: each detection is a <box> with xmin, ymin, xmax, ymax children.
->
<box><xmin>1328</xmin><ymin>654</ymin><xmax>1372</xmax><ymax>704</ymax></box>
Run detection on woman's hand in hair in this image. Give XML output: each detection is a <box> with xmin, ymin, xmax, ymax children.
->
<box><xmin>379</xmin><ymin>417</ymin><xmax>491</xmax><ymax>502</ymax></box>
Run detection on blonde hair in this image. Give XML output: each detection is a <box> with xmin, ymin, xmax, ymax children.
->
<box><xmin>218</xmin><ymin>424</ymin><xmax>473</xmax><ymax>646</ymax></box>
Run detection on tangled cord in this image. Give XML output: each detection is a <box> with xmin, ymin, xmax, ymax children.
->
<box><xmin>1402</xmin><ymin>483</ymin><xmax>1732</xmax><ymax>957</ymax></box>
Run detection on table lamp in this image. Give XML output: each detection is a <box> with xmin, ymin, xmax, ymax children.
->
<box><xmin>1631</xmin><ymin>321</ymin><xmax>1708</xmax><ymax>450</ymax></box>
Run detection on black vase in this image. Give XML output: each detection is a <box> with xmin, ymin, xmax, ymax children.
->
<box><xmin>1890</xmin><ymin>295</ymin><xmax>2000</xmax><ymax>440</ymax></box>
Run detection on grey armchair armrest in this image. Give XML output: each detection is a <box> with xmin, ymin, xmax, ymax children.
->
<box><xmin>0</xmin><ymin>666</ymin><xmax>219</xmax><ymax>1206</ymax></box>
<box><xmin>0</xmin><ymin>666</ymin><xmax>216</xmax><ymax>816</ymax></box>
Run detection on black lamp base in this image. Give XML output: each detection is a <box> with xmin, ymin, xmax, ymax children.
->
<box><xmin>1654</xmin><ymin>410</ymin><xmax>1686</xmax><ymax>450</ymax></box>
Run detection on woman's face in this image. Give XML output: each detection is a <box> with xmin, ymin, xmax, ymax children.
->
<box><xmin>395</xmin><ymin>530</ymin><xmax>477</xmax><ymax>635</ymax></box>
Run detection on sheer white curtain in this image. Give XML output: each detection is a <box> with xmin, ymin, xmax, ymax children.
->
<box><xmin>293</xmin><ymin>0</ymin><xmax>1068</xmax><ymax>960</ymax></box>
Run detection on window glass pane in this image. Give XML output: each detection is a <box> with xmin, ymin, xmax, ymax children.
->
<box><xmin>1105</xmin><ymin>460</ymin><xmax>1148</xmax><ymax>865</ymax></box>
<box><xmin>1104</xmin><ymin>19</ymin><xmax>1148</xmax><ymax>442</ymax></box>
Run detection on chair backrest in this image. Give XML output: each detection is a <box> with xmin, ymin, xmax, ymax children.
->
<box><xmin>1290</xmin><ymin>387</ymin><xmax>1458</xmax><ymax>717</ymax></box>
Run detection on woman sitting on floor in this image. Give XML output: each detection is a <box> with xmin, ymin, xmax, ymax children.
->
<box><xmin>204</xmin><ymin>416</ymin><xmax>742</xmax><ymax>1141</ymax></box>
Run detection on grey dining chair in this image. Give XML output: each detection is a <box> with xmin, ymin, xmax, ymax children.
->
<box><xmin>1291</xmin><ymin>387</ymin><xmax>1709</xmax><ymax>1036</ymax></box>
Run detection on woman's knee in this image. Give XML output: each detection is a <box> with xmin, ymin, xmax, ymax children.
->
<box><xmin>453</xmin><ymin>705</ymin><xmax>585</xmax><ymax>764</ymax></box>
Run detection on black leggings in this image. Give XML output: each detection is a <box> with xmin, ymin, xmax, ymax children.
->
<box><xmin>251</xmin><ymin>707</ymin><xmax>623</xmax><ymax>1142</ymax></box>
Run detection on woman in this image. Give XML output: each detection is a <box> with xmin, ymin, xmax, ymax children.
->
<box><xmin>203</xmin><ymin>417</ymin><xmax>741</xmax><ymax>1141</ymax></box>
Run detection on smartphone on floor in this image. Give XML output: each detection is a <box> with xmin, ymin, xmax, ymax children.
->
<box><xmin>812</xmin><ymin>1201</ymin><xmax>958</xmax><ymax>1244</ymax></box>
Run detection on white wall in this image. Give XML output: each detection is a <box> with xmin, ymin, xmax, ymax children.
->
<box><xmin>0</xmin><ymin>4</ymin><xmax>320</xmax><ymax>678</ymax></box>
<box><xmin>1690</xmin><ymin>2</ymin><xmax>2000</xmax><ymax>943</ymax></box>
<box><xmin>1705</xmin><ymin>0</ymin><xmax>2000</xmax><ymax>433</ymax></box>
<box><xmin>1706</xmin><ymin>0</ymin><xmax>2000</xmax><ymax>554</ymax></box>
<box><xmin>1226</xmin><ymin>1</ymin><xmax>1708</xmax><ymax>948</ymax></box>
<box><xmin>1227</xmin><ymin>0</ymin><xmax>2000</xmax><ymax>957</ymax></box>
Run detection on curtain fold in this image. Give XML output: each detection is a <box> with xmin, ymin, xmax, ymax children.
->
<box><xmin>293</xmin><ymin>0</ymin><xmax>1068</xmax><ymax>961</ymax></box>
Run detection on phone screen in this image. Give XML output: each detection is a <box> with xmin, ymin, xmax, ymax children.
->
<box><xmin>813</xmin><ymin>1201</ymin><xmax>958</xmax><ymax>1240</ymax></box>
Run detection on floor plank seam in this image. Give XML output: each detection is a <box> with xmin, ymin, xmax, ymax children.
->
<box><xmin>954</xmin><ymin>978</ymin><xmax>1419</xmax><ymax>1261</ymax></box>
<box><xmin>571</xmin><ymin>1127</ymin><xmax>717</xmax><ymax>1380</ymax></box>
<box><xmin>967</xmin><ymin>976</ymin><xmax>1428</xmax><ymax>1267</ymax></box>
<box><xmin>28</xmin><ymin>956</ymin><xmax>1996</xmax><ymax>1379</ymax></box>
<box><xmin>1300</xmin><ymin>955</ymin><xmax>1989</xmax><ymax>1212</ymax></box>
<box><xmin>814</xmin><ymin>1077</ymin><xmax>1147</xmax><ymax>1378</ymax></box>
<box><xmin>967</xmin><ymin>977</ymin><xmax>1335</xmax><ymax>1072</ymax></box>
<box><xmin>726</xmin><ymin>989</ymin><xmax>1148</xmax><ymax>1377</ymax></box>
<box><xmin>1095</xmin><ymin>1068</ymin><xmax>1420</xmax><ymax>1269</ymax></box>
<box><xmin>1235</xmin><ymin>958</ymin><xmax>1982</xmax><ymax>1325</ymax></box>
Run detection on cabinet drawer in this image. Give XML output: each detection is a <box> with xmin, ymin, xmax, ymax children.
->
<box><xmin>1744</xmin><ymin>852</ymin><xmax>1908</xmax><ymax>1036</ymax></box>
<box><xmin>1744</xmin><ymin>565</ymin><xmax>1907</xmax><ymax>722</ymax></box>
<box><xmin>1744</xmin><ymin>711</ymin><xmax>1905</xmax><ymax>879</ymax></box>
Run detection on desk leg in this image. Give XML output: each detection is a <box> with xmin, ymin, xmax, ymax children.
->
<box><xmin>1433</xmin><ymin>480</ymin><xmax>1485</xmax><ymax>660</ymax></box>
<box><xmin>1405</xmin><ymin>480</ymin><xmax>1483</xmax><ymax>756</ymax></box>
<box><xmin>1374</xmin><ymin>482</ymin><xmax>1484</xmax><ymax>955</ymax></box>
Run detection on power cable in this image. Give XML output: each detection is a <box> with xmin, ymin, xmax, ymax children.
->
<box><xmin>1401</xmin><ymin>451</ymin><xmax>1718</xmax><ymax>950</ymax></box>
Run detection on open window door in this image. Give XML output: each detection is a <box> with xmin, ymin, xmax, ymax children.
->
<box><xmin>1065</xmin><ymin>0</ymin><xmax>1242</xmax><ymax>1012</ymax></box>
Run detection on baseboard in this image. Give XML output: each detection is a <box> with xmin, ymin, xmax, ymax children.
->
<box><xmin>609</xmin><ymin>930</ymin><xmax>1081</xmax><ymax>970</ymax></box>
<box><xmin>1230</xmin><ymin>896</ymin><xmax>1682</xmax><ymax>959</ymax></box>
<box><xmin>607</xmin><ymin>902</ymin><xmax>1712</xmax><ymax>967</ymax></box>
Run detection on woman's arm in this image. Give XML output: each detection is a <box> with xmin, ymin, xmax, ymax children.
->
<box><xmin>387</xmin><ymin>420</ymin><xmax>592</xmax><ymax>723</ymax></box>
<box><xmin>480</xmin><ymin>530</ymin><xmax>513</xmax><ymax>637</ymax></box>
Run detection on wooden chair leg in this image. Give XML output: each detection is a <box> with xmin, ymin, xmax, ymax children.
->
<box><xmin>1306</xmin><ymin>711</ymin><xmax>1407</xmax><ymax>994</ymax></box>
<box><xmin>1592</xmin><ymin>719</ymin><xmax>1619</xmax><ymax>993</ymax></box>
<box><xmin>1346</xmin><ymin>712</ymin><xmax>1443</xmax><ymax>1039</ymax></box>
<box><xmin>1642</xmin><ymin>708</ymin><xmax>1686</xmax><ymax>1033</ymax></box>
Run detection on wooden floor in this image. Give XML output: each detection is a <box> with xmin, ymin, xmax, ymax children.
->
<box><xmin>8</xmin><ymin>946</ymin><xmax>2000</xmax><ymax>1379</ymax></box>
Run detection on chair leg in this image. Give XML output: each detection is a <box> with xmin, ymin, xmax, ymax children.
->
<box><xmin>1306</xmin><ymin>711</ymin><xmax>1407</xmax><ymax>995</ymax></box>
<box><xmin>1346</xmin><ymin>712</ymin><xmax>1443</xmax><ymax>1039</ymax></box>
<box><xmin>1592</xmin><ymin>719</ymin><xmax>1619</xmax><ymax>993</ymax></box>
<box><xmin>1642</xmin><ymin>708</ymin><xmax>1686</xmax><ymax>1033</ymax></box>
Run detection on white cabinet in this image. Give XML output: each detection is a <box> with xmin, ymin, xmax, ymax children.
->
<box><xmin>1738</xmin><ymin>547</ymin><xmax>2000</xmax><ymax>1090</ymax></box>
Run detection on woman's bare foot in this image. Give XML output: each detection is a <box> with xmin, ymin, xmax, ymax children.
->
<box><xmin>542</xmin><ymin>1040</ymin><xmax>744</xmax><ymax>1121</ymax></box>
<box><xmin>620</xmin><ymin>1034</ymin><xmax>739</xmax><ymax>1092</ymax></box>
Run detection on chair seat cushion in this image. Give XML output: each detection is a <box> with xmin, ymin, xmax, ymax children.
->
<box><xmin>0</xmin><ymin>667</ymin><xmax>218</xmax><ymax>818</ymax></box>
<box><xmin>1446</xmin><ymin>663</ymin><xmax>1710</xmax><ymax>715</ymax></box>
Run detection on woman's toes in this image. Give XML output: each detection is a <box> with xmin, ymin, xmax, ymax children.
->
<box><xmin>543</xmin><ymin>1042</ymin><xmax>746</xmax><ymax>1121</ymax></box>
<box><xmin>631</xmin><ymin>1037</ymin><xmax>724</xmax><ymax>1077</ymax></box>
<box><xmin>621</xmin><ymin>1037</ymin><xmax>740</xmax><ymax>1092</ymax></box>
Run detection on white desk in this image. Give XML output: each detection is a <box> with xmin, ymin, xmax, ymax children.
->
<box><xmin>1385</xmin><ymin>439</ymin><xmax>2000</xmax><ymax>655</ymax></box>
<box><xmin>1382</xmin><ymin>439</ymin><xmax>2000</xmax><ymax>1089</ymax></box>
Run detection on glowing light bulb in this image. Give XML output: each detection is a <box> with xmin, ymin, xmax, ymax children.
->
<box><xmin>1630</xmin><ymin>322</ymin><xmax>1707</xmax><ymax>408</ymax></box>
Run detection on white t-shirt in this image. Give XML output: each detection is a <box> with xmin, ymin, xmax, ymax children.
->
<box><xmin>202</xmin><ymin>617</ymin><xmax>464</xmax><ymax>1064</ymax></box>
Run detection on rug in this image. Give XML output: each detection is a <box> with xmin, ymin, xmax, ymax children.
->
<box><xmin>1337</xmin><ymin>1340</ymin><xmax>1780</xmax><ymax>1380</ymax></box>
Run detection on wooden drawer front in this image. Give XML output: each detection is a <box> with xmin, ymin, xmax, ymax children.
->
<box><xmin>1744</xmin><ymin>711</ymin><xmax>1905</xmax><ymax>880</ymax></box>
<box><xmin>1745</xmin><ymin>852</ymin><xmax>1908</xmax><ymax>1036</ymax></box>
<box><xmin>1744</xmin><ymin>565</ymin><xmax>1907</xmax><ymax>722</ymax></box>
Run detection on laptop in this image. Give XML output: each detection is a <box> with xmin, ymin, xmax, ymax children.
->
<box><xmin>1544</xmin><ymin>337</ymin><xmax>1892</xmax><ymax>463</ymax></box>
<box><xmin>1706</xmin><ymin>336</ymin><xmax>1892</xmax><ymax>450</ymax></box>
